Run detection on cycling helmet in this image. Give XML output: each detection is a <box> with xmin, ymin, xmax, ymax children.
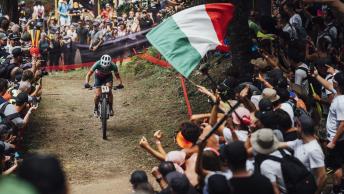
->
<box><xmin>100</xmin><ymin>55</ymin><xmax>112</xmax><ymax>68</ymax></box>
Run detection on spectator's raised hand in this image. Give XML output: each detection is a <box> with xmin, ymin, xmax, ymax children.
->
<box><xmin>239</xmin><ymin>84</ymin><xmax>250</xmax><ymax>99</ymax></box>
<box><xmin>139</xmin><ymin>136</ymin><xmax>149</xmax><ymax>148</ymax></box>
<box><xmin>154</xmin><ymin>130</ymin><xmax>163</xmax><ymax>141</ymax></box>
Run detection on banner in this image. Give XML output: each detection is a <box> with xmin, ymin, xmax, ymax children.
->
<box><xmin>72</xmin><ymin>28</ymin><xmax>151</xmax><ymax>64</ymax></box>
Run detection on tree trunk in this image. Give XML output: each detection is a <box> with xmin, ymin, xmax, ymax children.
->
<box><xmin>0</xmin><ymin>0</ymin><xmax>19</xmax><ymax>23</ymax></box>
<box><xmin>228</xmin><ymin>0</ymin><xmax>253</xmax><ymax>82</ymax></box>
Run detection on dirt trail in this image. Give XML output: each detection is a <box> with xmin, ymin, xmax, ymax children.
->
<box><xmin>24</xmin><ymin>74</ymin><xmax>173</xmax><ymax>194</ymax></box>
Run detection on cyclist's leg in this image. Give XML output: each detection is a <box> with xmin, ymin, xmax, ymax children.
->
<box><xmin>94</xmin><ymin>74</ymin><xmax>103</xmax><ymax>114</ymax></box>
<box><xmin>106</xmin><ymin>81</ymin><xmax>114</xmax><ymax>110</ymax></box>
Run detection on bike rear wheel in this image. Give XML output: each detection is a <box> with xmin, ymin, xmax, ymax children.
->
<box><xmin>101</xmin><ymin>99</ymin><xmax>108</xmax><ymax>139</ymax></box>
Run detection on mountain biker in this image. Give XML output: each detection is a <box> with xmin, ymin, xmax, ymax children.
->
<box><xmin>84</xmin><ymin>54</ymin><xmax>123</xmax><ymax>117</ymax></box>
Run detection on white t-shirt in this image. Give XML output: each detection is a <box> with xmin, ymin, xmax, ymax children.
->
<box><xmin>323</xmin><ymin>71</ymin><xmax>338</xmax><ymax>95</ymax></box>
<box><xmin>289</xmin><ymin>14</ymin><xmax>302</xmax><ymax>29</ymax></box>
<box><xmin>295</xmin><ymin>63</ymin><xmax>309</xmax><ymax>95</ymax></box>
<box><xmin>287</xmin><ymin>139</ymin><xmax>325</xmax><ymax>171</ymax></box>
<box><xmin>223</xmin><ymin>127</ymin><xmax>248</xmax><ymax>143</ymax></box>
<box><xmin>326</xmin><ymin>95</ymin><xmax>344</xmax><ymax>141</ymax></box>
<box><xmin>251</xmin><ymin>95</ymin><xmax>262</xmax><ymax>110</ymax></box>
<box><xmin>280</xmin><ymin>103</ymin><xmax>295</xmax><ymax>127</ymax></box>
<box><xmin>260</xmin><ymin>150</ymin><xmax>288</xmax><ymax>194</ymax></box>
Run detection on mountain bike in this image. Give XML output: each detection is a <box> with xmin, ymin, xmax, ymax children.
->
<box><xmin>99</xmin><ymin>85</ymin><xmax>110</xmax><ymax>139</ymax></box>
<box><xmin>85</xmin><ymin>84</ymin><xmax>123</xmax><ymax>139</ymax></box>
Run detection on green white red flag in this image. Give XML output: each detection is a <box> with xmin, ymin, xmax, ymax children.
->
<box><xmin>146</xmin><ymin>3</ymin><xmax>235</xmax><ymax>77</ymax></box>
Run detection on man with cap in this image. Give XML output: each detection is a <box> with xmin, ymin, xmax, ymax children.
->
<box><xmin>0</xmin><ymin>92</ymin><xmax>37</xmax><ymax>131</ymax></box>
<box><xmin>0</xmin><ymin>32</ymin><xmax>8</xmax><ymax>58</ymax></box>
<box><xmin>0</xmin><ymin>47</ymin><xmax>23</xmax><ymax>81</ymax></box>
<box><xmin>7</xmin><ymin>33</ymin><xmax>21</xmax><ymax>54</ymax></box>
<box><xmin>139</xmin><ymin>10</ymin><xmax>153</xmax><ymax>30</ymax></box>
<box><xmin>279</xmin><ymin>114</ymin><xmax>327</xmax><ymax>194</ymax></box>
<box><xmin>251</xmin><ymin>88</ymin><xmax>280</xmax><ymax>110</ymax></box>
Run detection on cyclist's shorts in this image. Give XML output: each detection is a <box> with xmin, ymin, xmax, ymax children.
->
<box><xmin>94</xmin><ymin>74</ymin><xmax>113</xmax><ymax>87</ymax></box>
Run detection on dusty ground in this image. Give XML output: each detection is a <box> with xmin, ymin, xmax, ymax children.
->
<box><xmin>24</xmin><ymin>70</ymin><xmax>189</xmax><ymax>194</ymax></box>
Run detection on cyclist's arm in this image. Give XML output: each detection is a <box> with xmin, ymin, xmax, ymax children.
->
<box><xmin>86</xmin><ymin>63</ymin><xmax>98</xmax><ymax>84</ymax></box>
<box><xmin>113</xmin><ymin>64</ymin><xmax>123</xmax><ymax>85</ymax></box>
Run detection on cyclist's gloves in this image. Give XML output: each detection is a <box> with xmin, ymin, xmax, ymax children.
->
<box><xmin>114</xmin><ymin>84</ymin><xmax>124</xmax><ymax>90</ymax></box>
<box><xmin>84</xmin><ymin>83</ymin><xmax>91</xmax><ymax>88</ymax></box>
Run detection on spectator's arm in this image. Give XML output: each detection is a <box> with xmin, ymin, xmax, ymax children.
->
<box><xmin>154</xmin><ymin>130</ymin><xmax>167</xmax><ymax>157</ymax></box>
<box><xmin>330</xmin><ymin>121</ymin><xmax>344</xmax><ymax>147</ymax></box>
<box><xmin>23</xmin><ymin>106</ymin><xmax>37</xmax><ymax>127</ymax></box>
<box><xmin>139</xmin><ymin>137</ymin><xmax>166</xmax><ymax>161</ymax></box>
<box><xmin>314</xmin><ymin>167</ymin><xmax>327</xmax><ymax>194</ymax></box>
<box><xmin>195</xmin><ymin>141</ymin><xmax>207</xmax><ymax>188</ymax></box>
<box><xmin>238</xmin><ymin>85</ymin><xmax>257</xmax><ymax>112</ymax></box>
<box><xmin>256</xmin><ymin>73</ymin><xmax>273</xmax><ymax>89</ymax></box>
<box><xmin>209</xmin><ymin>97</ymin><xmax>220</xmax><ymax>126</ymax></box>
<box><xmin>2</xmin><ymin>159</ymin><xmax>18</xmax><ymax>175</ymax></box>
<box><xmin>312</xmin><ymin>69</ymin><xmax>335</xmax><ymax>93</ymax></box>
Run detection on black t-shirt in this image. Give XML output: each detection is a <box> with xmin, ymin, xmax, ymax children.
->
<box><xmin>69</xmin><ymin>8</ymin><xmax>81</xmax><ymax>23</ymax></box>
<box><xmin>230</xmin><ymin>173</ymin><xmax>274</xmax><ymax>194</ymax></box>
<box><xmin>139</xmin><ymin>17</ymin><xmax>153</xmax><ymax>30</ymax></box>
<box><xmin>77</xmin><ymin>27</ymin><xmax>89</xmax><ymax>44</ymax></box>
<box><xmin>284</xmin><ymin>131</ymin><xmax>298</xmax><ymax>142</ymax></box>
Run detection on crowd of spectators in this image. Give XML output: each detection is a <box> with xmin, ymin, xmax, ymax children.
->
<box><xmin>135</xmin><ymin>1</ymin><xmax>344</xmax><ymax>194</ymax></box>
<box><xmin>1</xmin><ymin>0</ymin><xmax>344</xmax><ymax>194</ymax></box>
<box><xmin>15</xmin><ymin>0</ymin><xmax>188</xmax><ymax>66</ymax></box>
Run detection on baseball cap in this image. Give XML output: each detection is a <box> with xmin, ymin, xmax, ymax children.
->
<box><xmin>15</xmin><ymin>92</ymin><xmax>29</xmax><ymax>105</ymax></box>
<box><xmin>0</xmin><ymin>33</ymin><xmax>7</xmax><ymax>40</ymax></box>
<box><xmin>11</xmin><ymin>47</ymin><xmax>23</xmax><ymax>57</ymax></box>
<box><xmin>259</xmin><ymin>98</ymin><xmax>273</xmax><ymax>111</ymax></box>
<box><xmin>8</xmin><ymin>33</ymin><xmax>20</xmax><ymax>40</ymax></box>
<box><xmin>299</xmin><ymin>114</ymin><xmax>315</xmax><ymax>134</ymax></box>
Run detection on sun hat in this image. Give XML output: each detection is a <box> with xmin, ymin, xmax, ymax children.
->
<box><xmin>251</xmin><ymin>58</ymin><xmax>269</xmax><ymax>69</ymax></box>
<box><xmin>251</xmin><ymin>128</ymin><xmax>280</xmax><ymax>155</ymax></box>
<box><xmin>231</xmin><ymin>107</ymin><xmax>251</xmax><ymax>125</ymax></box>
<box><xmin>262</xmin><ymin>88</ymin><xmax>280</xmax><ymax>102</ymax></box>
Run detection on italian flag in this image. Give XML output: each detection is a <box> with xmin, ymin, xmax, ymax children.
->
<box><xmin>146</xmin><ymin>3</ymin><xmax>235</xmax><ymax>77</ymax></box>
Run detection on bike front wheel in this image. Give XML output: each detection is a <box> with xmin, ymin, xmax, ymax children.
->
<box><xmin>101</xmin><ymin>99</ymin><xmax>108</xmax><ymax>140</ymax></box>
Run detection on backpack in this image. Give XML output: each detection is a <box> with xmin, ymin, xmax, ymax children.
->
<box><xmin>255</xmin><ymin>149</ymin><xmax>317</xmax><ymax>194</ymax></box>
<box><xmin>0</xmin><ymin>59</ymin><xmax>15</xmax><ymax>79</ymax></box>
<box><xmin>288</xmin><ymin>22</ymin><xmax>307</xmax><ymax>42</ymax></box>
<box><xmin>0</xmin><ymin>102</ymin><xmax>21</xmax><ymax>132</ymax></box>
